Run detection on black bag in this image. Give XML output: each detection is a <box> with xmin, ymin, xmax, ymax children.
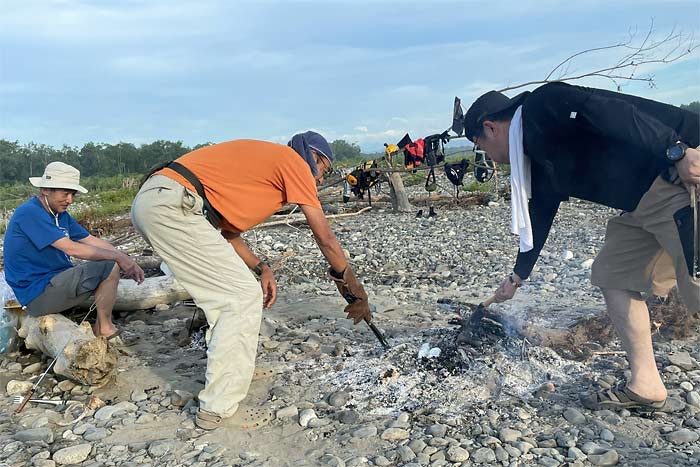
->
<box><xmin>445</xmin><ymin>159</ymin><xmax>470</xmax><ymax>186</ymax></box>
<box><xmin>423</xmin><ymin>132</ymin><xmax>448</xmax><ymax>167</ymax></box>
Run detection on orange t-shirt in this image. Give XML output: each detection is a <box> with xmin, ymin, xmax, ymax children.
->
<box><xmin>157</xmin><ymin>139</ymin><xmax>321</xmax><ymax>232</ymax></box>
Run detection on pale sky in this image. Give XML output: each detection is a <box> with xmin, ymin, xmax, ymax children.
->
<box><xmin>1</xmin><ymin>0</ymin><xmax>699</xmax><ymax>152</ymax></box>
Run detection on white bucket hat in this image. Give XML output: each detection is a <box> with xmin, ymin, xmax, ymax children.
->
<box><xmin>29</xmin><ymin>161</ymin><xmax>88</xmax><ymax>194</ymax></box>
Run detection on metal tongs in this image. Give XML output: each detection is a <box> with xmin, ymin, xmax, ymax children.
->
<box><xmin>343</xmin><ymin>293</ymin><xmax>390</xmax><ymax>350</ymax></box>
<box><xmin>692</xmin><ymin>188</ymin><xmax>699</xmax><ymax>279</ymax></box>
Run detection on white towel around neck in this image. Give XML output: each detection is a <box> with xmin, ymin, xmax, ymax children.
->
<box><xmin>508</xmin><ymin>105</ymin><xmax>533</xmax><ymax>252</ymax></box>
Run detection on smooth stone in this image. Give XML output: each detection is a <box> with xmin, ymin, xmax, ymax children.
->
<box><xmin>299</xmin><ymin>408</ymin><xmax>317</xmax><ymax>428</ymax></box>
<box><xmin>6</xmin><ymin>380</ymin><xmax>33</xmax><ymax>395</ymax></box>
<box><xmin>338</xmin><ymin>409</ymin><xmax>359</xmax><ymax>424</ymax></box>
<box><xmin>581</xmin><ymin>441</ymin><xmax>605</xmax><ymax>455</ymax></box>
<box><xmin>352</xmin><ymin>426</ymin><xmax>377</xmax><ymax>438</ymax></box>
<box><xmin>14</xmin><ymin>427</ymin><xmax>54</xmax><ymax>443</ymax></box>
<box><xmin>94</xmin><ymin>406</ymin><xmax>125</xmax><ymax>421</ymax></box>
<box><xmin>588</xmin><ymin>449</ymin><xmax>619</xmax><ymax>466</ymax></box>
<box><xmin>328</xmin><ymin>390</ymin><xmax>350</xmax><ymax>407</ymax></box>
<box><xmin>563</xmin><ymin>407</ymin><xmax>586</xmax><ymax>424</ymax></box>
<box><xmin>52</xmin><ymin>444</ymin><xmax>92</xmax><ymax>465</ymax></box>
<box><xmin>472</xmin><ymin>447</ymin><xmax>496</xmax><ymax>464</ymax></box>
<box><xmin>667</xmin><ymin>428</ymin><xmax>700</xmax><ymax>445</ymax></box>
<box><xmin>397</xmin><ymin>445</ymin><xmax>416</xmax><ymax>462</ymax></box>
<box><xmin>427</xmin><ymin>424</ymin><xmax>448</xmax><ymax>437</ymax></box>
<box><xmin>56</xmin><ymin>380</ymin><xmax>76</xmax><ymax>392</ymax></box>
<box><xmin>686</xmin><ymin>391</ymin><xmax>700</xmax><ymax>407</ymax></box>
<box><xmin>599</xmin><ymin>428</ymin><xmax>614</xmax><ymax>442</ymax></box>
<box><xmin>680</xmin><ymin>381</ymin><xmax>694</xmax><ymax>392</ymax></box>
<box><xmin>83</xmin><ymin>428</ymin><xmax>110</xmax><ymax>441</ymax></box>
<box><xmin>276</xmin><ymin>405</ymin><xmax>298</xmax><ymax>419</ymax></box>
<box><xmin>148</xmin><ymin>440</ymin><xmax>177</xmax><ymax>457</ymax></box>
<box><xmin>373</xmin><ymin>456</ymin><xmax>390</xmax><ymax>466</ymax></box>
<box><xmin>22</xmin><ymin>362</ymin><xmax>42</xmax><ymax>374</ymax></box>
<box><xmin>568</xmin><ymin>446</ymin><xmax>587</xmax><ymax>461</ymax></box>
<box><xmin>131</xmin><ymin>390</ymin><xmax>148</xmax><ymax>402</ymax></box>
<box><xmin>113</xmin><ymin>401</ymin><xmax>138</xmax><ymax>412</ymax></box>
<box><xmin>446</xmin><ymin>446</ymin><xmax>470</xmax><ymax>462</ymax></box>
<box><xmin>408</xmin><ymin>438</ymin><xmax>426</xmax><ymax>454</ymax></box>
<box><xmin>495</xmin><ymin>446</ymin><xmax>509</xmax><ymax>462</ymax></box>
<box><xmin>668</xmin><ymin>352</ymin><xmax>695</xmax><ymax>371</ymax></box>
<box><xmin>499</xmin><ymin>428</ymin><xmax>521</xmax><ymax>443</ymax></box>
<box><xmin>380</xmin><ymin>428</ymin><xmax>409</xmax><ymax>441</ymax></box>
<box><xmin>73</xmin><ymin>423</ymin><xmax>95</xmax><ymax>435</ymax></box>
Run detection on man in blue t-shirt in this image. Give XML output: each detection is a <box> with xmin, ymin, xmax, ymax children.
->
<box><xmin>3</xmin><ymin>162</ymin><xmax>144</xmax><ymax>340</ymax></box>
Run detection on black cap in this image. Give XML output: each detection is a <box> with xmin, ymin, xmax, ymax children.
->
<box><xmin>463</xmin><ymin>90</ymin><xmax>529</xmax><ymax>142</ymax></box>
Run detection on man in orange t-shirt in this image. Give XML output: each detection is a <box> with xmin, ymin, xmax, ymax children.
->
<box><xmin>131</xmin><ymin>131</ymin><xmax>371</xmax><ymax>430</ymax></box>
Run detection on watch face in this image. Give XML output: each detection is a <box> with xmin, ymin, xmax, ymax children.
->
<box><xmin>667</xmin><ymin>144</ymin><xmax>685</xmax><ymax>161</ymax></box>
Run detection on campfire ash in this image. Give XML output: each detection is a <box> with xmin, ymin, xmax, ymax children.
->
<box><xmin>302</xmin><ymin>302</ymin><xmax>587</xmax><ymax>417</ymax></box>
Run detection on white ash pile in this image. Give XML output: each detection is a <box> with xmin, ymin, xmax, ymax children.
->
<box><xmin>298</xmin><ymin>302</ymin><xmax>588</xmax><ymax>419</ymax></box>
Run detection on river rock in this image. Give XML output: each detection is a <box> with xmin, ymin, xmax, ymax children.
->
<box><xmin>668</xmin><ymin>352</ymin><xmax>695</xmax><ymax>370</ymax></box>
<box><xmin>472</xmin><ymin>447</ymin><xmax>496</xmax><ymax>464</ymax></box>
<box><xmin>446</xmin><ymin>446</ymin><xmax>470</xmax><ymax>462</ymax></box>
<box><xmin>6</xmin><ymin>379</ymin><xmax>33</xmax><ymax>395</ymax></box>
<box><xmin>588</xmin><ymin>449</ymin><xmax>619</xmax><ymax>466</ymax></box>
<box><xmin>667</xmin><ymin>428</ymin><xmax>700</xmax><ymax>445</ymax></box>
<box><xmin>276</xmin><ymin>405</ymin><xmax>298</xmax><ymax>419</ymax></box>
<box><xmin>52</xmin><ymin>444</ymin><xmax>92</xmax><ymax>465</ymax></box>
<box><xmin>563</xmin><ymin>407</ymin><xmax>586</xmax><ymax>424</ymax></box>
<box><xmin>299</xmin><ymin>408</ymin><xmax>317</xmax><ymax>427</ymax></box>
<box><xmin>14</xmin><ymin>427</ymin><xmax>54</xmax><ymax>443</ymax></box>
<box><xmin>380</xmin><ymin>428</ymin><xmax>409</xmax><ymax>441</ymax></box>
<box><xmin>328</xmin><ymin>390</ymin><xmax>350</xmax><ymax>407</ymax></box>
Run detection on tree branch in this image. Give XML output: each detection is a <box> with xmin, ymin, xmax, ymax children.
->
<box><xmin>497</xmin><ymin>20</ymin><xmax>697</xmax><ymax>94</ymax></box>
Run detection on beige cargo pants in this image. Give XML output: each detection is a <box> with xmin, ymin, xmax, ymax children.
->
<box><xmin>131</xmin><ymin>175</ymin><xmax>262</xmax><ymax>417</ymax></box>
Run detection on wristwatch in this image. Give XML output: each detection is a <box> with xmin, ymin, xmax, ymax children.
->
<box><xmin>666</xmin><ymin>141</ymin><xmax>689</xmax><ymax>163</ymax></box>
<box><xmin>253</xmin><ymin>261</ymin><xmax>269</xmax><ymax>276</ymax></box>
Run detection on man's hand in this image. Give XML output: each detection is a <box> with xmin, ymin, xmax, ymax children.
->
<box><xmin>260</xmin><ymin>268</ymin><xmax>277</xmax><ymax>309</ymax></box>
<box><xmin>676</xmin><ymin>146</ymin><xmax>700</xmax><ymax>195</ymax></box>
<box><xmin>330</xmin><ymin>266</ymin><xmax>372</xmax><ymax>324</ymax></box>
<box><xmin>118</xmin><ymin>255</ymin><xmax>145</xmax><ymax>284</ymax></box>
<box><xmin>494</xmin><ymin>272</ymin><xmax>522</xmax><ymax>303</ymax></box>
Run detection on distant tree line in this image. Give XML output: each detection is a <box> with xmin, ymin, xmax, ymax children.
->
<box><xmin>0</xmin><ymin>138</ymin><xmax>366</xmax><ymax>185</ymax></box>
<box><xmin>680</xmin><ymin>101</ymin><xmax>700</xmax><ymax>115</ymax></box>
<box><xmin>1</xmin><ymin>100</ymin><xmax>696</xmax><ymax>185</ymax></box>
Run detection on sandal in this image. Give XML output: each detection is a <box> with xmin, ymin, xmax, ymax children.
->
<box><xmin>580</xmin><ymin>384</ymin><xmax>666</xmax><ymax>411</ymax></box>
<box><xmin>105</xmin><ymin>329</ymin><xmax>139</xmax><ymax>347</ymax></box>
<box><xmin>195</xmin><ymin>405</ymin><xmax>274</xmax><ymax>430</ymax></box>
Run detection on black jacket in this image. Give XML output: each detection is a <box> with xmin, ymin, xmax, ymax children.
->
<box><xmin>513</xmin><ymin>82</ymin><xmax>700</xmax><ymax>279</ymax></box>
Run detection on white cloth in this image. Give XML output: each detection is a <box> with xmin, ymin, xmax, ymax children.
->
<box><xmin>508</xmin><ymin>106</ymin><xmax>533</xmax><ymax>252</ymax></box>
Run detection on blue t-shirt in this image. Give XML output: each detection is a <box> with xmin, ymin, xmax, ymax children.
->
<box><xmin>3</xmin><ymin>197</ymin><xmax>89</xmax><ymax>305</ymax></box>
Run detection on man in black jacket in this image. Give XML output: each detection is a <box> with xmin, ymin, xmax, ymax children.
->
<box><xmin>463</xmin><ymin>82</ymin><xmax>700</xmax><ymax>410</ymax></box>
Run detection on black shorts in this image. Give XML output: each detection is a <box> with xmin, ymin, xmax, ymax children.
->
<box><xmin>27</xmin><ymin>260</ymin><xmax>116</xmax><ymax>317</ymax></box>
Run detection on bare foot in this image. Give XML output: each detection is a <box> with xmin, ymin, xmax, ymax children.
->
<box><xmin>93</xmin><ymin>321</ymin><xmax>118</xmax><ymax>338</ymax></box>
<box><xmin>627</xmin><ymin>381</ymin><xmax>667</xmax><ymax>402</ymax></box>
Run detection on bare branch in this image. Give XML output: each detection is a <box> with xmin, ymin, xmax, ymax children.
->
<box><xmin>497</xmin><ymin>20</ymin><xmax>698</xmax><ymax>94</ymax></box>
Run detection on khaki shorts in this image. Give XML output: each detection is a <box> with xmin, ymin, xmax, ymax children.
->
<box><xmin>27</xmin><ymin>260</ymin><xmax>116</xmax><ymax>317</ymax></box>
<box><xmin>591</xmin><ymin>176</ymin><xmax>699</xmax><ymax>312</ymax></box>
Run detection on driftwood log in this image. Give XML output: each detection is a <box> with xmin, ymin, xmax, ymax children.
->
<box><xmin>17</xmin><ymin>314</ymin><xmax>118</xmax><ymax>386</ymax></box>
<box><xmin>79</xmin><ymin>275</ymin><xmax>190</xmax><ymax>312</ymax></box>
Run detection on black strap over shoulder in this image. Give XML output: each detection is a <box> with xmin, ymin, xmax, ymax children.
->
<box><xmin>167</xmin><ymin>162</ymin><xmax>223</xmax><ymax>229</ymax></box>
